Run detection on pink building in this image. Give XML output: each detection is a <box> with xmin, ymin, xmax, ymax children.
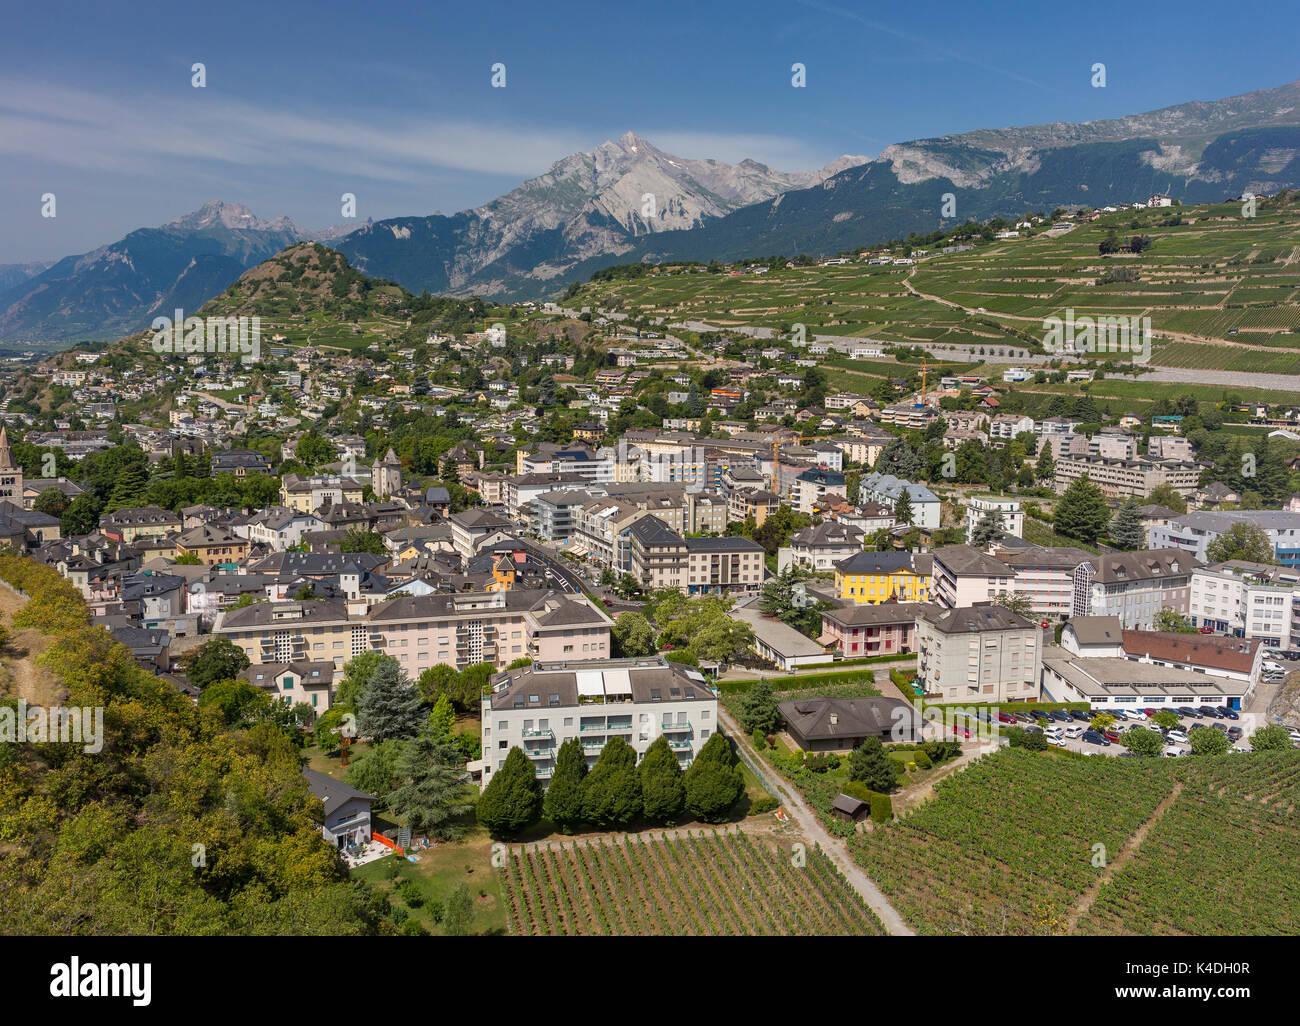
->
<box><xmin>819</xmin><ymin>602</ymin><xmax>935</xmax><ymax>657</ymax></box>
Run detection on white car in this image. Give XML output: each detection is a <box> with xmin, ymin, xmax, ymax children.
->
<box><xmin>1162</xmin><ymin>746</ymin><xmax>1184</xmax><ymax>758</ymax></box>
<box><xmin>1048</xmin><ymin>735</ymin><xmax>1068</xmax><ymax>747</ymax></box>
<box><xmin>1064</xmin><ymin>726</ymin><xmax>1084</xmax><ymax>739</ymax></box>
<box><xmin>1166</xmin><ymin>730</ymin><xmax>1190</xmax><ymax>745</ymax></box>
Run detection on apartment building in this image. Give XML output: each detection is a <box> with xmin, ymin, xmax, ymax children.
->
<box><xmin>684</xmin><ymin>536</ymin><xmax>766</xmax><ymax>596</ymax></box>
<box><xmin>1151</xmin><ymin>510</ymin><xmax>1300</xmax><ymax>568</ymax></box>
<box><xmin>214</xmin><ymin>588</ymin><xmax>613</xmax><ymax>673</ymax></box>
<box><xmin>915</xmin><ymin>604</ymin><xmax>1042</xmax><ymax>703</ymax></box>
<box><xmin>998</xmin><ymin>545</ymin><xmax>1094</xmax><ymax>622</ymax></box>
<box><xmin>627</xmin><ymin>516</ymin><xmax>689</xmax><ymax>590</ymax></box>
<box><xmin>794</xmin><ymin>467</ymin><xmax>848</xmax><ymax>514</ymax></box>
<box><xmin>819</xmin><ymin>601</ymin><xmax>934</xmax><ymax>657</ymax></box>
<box><xmin>240</xmin><ymin>660</ymin><xmax>336</xmax><ymax>712</ymax></box>
<box><xmin>1071</xmin><ymin>548</ymin><xmax>1202</xmax><ymax>629</ymax></box>
<box><xmin>516</xmin><ymin>443</ymin><xmax>614</xmax><ymax>482</ymax></box>
<box><xmin>531</xmin><ymin>489</ymin><xmax>594</xmax><ymax>543</ymax></box>
<box><xmin>834</xmin><ymin>550</ymin><xmax>931</xmax><ymax>604</ymax></box>
<box><xmin>100</xmin><ymin>505</ymin><xmax>182</xmax><ymax>543</ymax></box>
<box><xmin>279</xmin><ymin>473</ymin><xmax>364</xmax><ymax>513</ymax></box>
<box><xmin>1053</xmin><ymin>454</ymin><xmax>1201</xmax><ymax>499</ymax></box>
<box><xmin>786</xmin><ymin>521</ymin><xmax>865</xmax><ymax>571</ymax></box>
<box><xmin>1148</xmin><ymin>435</ymin><xmax>1194</xmax><ymax>461</ymax></box>
<box><xmin>964</xmin><ymin>495</ymin><xmax>1024</xmax><ymax>543</ymax></box>
<box><xmin>988</xmin><ymin>414</ymin><xmax>1035</xmax><ymax>444</ymax></box>
<box><xmin>479</xmin><ymin>656</ymin><xmax>718</xmax><ymax>786</ymax></box>
<box><xmin>930</xmin><ymin>545</ymin><xmax>1015</xmax><ymax>608</ymax></box>
<box><xmin>175</xmin><ymin>523</ymin><xmax>249</xmax><ymax>566</ymax></box>
<box><xmin>450</xmin><ymin>508</ymin><xmax>515</xmax><ymax>558</ymax></box>
<box><xmin>1189</xmin><ymin>559</ymin><xmax>1300</xmax><ymax>649</ymax></box>
<box><xmin>858</xmin><ymin>472</ymin><xmax>941</xmax><ymax>529</ymax></box>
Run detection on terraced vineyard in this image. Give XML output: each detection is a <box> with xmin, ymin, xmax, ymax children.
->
<box><xmin>578</xmin><ymin>198</ymin><xmax>1300</xmax><ymax>374</ymax></box>
<box><xmin>499</xmin><ymin>829</ymin><xmax>883</xmax><ymax>936</ymax></box>
<box><xmin>850</xmin><ymin>749</ymin><xmax>1300</xmax><ymax>936</ymax></box>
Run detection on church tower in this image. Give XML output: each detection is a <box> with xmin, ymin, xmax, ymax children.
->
<box><xmin>0</xmin><ymin>426</ymin><xmax>22</xmax><ymax>506</ymax></box>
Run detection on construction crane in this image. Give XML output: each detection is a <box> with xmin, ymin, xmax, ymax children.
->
<box><xmin>917</xmin><ymin>360</ymin><xmax>967</xmax><ymax>403</ymax></box>
<box><xmin>768</xmin><ymin>433</ymin><xmax>837</xmax><ymax>498</ymax></box>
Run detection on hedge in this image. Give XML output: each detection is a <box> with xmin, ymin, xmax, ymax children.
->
<box><xmin>869</xmin><ymin>794</ymin><xmax>893</xmax><ymax>823</ymax></box>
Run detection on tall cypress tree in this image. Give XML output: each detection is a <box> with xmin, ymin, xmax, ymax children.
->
<box><xmin>1055</xmin><ymin>474</ymin><xmax>1110</xmax><ymax>545</ymax></box>
<box><xmin>477</xmin><ymin>746</ymin><xmax>542</xmax><ymax>839</ymax></box>
<box><xmin>1108</xmin><ymin>498</ymin><xmax>1146</xmax><ymax>550</ymax></box>
<box><xmin>683</xmin><ymin>733</ymin><xmax>743</xmax><ymax>823</ymax></box>
<box><xmin>542</xmin><ymin>738</ymin><xmax>588</xmax><ymax>833</ymax></box>
<box><xmin>581</xmin><ymin>736</ymin><xmax>642</xmax><ymax>829</ymax></box>
<box><xmin>638</xmin><ymin>736</ymin><xmax>686</xmax><ymax>825</ymax></box>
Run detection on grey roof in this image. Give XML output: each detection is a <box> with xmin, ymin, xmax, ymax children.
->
<box><xmin>922</xmin><ymin>603</ymin><xmax>1036</xmax><ymax>634</ymax></box>
<box><xmin>834</xmin><ymin>550</ymin><xmax>915</xmax><ymax>574</ymax></box>
<box><xmin>790</xmin><ymin>522</ymin><xmax>865</xmax><ymax>548</ymax></box>
<box><xmin>487</xmin><ymin>656</ymin><xmax>711</xmax><ymax>711</ymax></box>
<box><xmin>1001</xmin><ymin>545</ymin><xmax>1095</xmax><ymax>570</ymax></box>
<box><xmin>303</xmin><ymin>768</ymin><xmax>374</xmax><ymax>815</ymax></box>
<box><xmin>628</xmin><ymin>515</ymin><xmax>683</xmax><ymax>548</ymax></box>
<box><xmin>822</xmin><ymin>601</ymin><xmax>937</xmax><ymax>628</ymax></box>
<box><xmin>778</xmin><ymin>697</ymin><xmax>920</xmax><ymax>741</ymax></box>
<box><xmin>1064</xmin><ymin>616</ymin><xmax>1124</xmax><ymax>645</ymax></box>
<box><xmin>933</xmin><ymin>545</ymin><xmax>1014</xmax><ymax>577</ymax></box>
<box><xmin>684</xmin><ymin>536</ymin><xmax>764</xmax><ymax>553</ymax></box>
<box><xmin>1089</xmin><ymin>548</ymin><xmax>1202</xmax><ymax>584</ymax></box>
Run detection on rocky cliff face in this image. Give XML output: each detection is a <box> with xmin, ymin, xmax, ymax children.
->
<box><xmin>335</xmin><ymin>132</ymin><xmax>865</xmax><ymax>294</ymax></box>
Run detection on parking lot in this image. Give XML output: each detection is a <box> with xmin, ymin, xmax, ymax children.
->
<box><xmin>929</xmin><ymin>707</ymin><xmax>1300</xmax><ymax>758</ymax></box>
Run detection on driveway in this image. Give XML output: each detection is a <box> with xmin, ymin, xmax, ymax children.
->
<box><xmin>719</xmin><ymin>706</ymin><xmax>915</xmax><ymax>936</ymax></box>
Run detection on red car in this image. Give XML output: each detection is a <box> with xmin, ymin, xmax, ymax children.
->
<box><xmin>997</xmin><ymin>712</ymin><xmax>1017</xmax><ymax>725</ymax></box>
<box><xmin>1102</xmin><ymin>730</ymin><xmax>1123</xmax><ymax>744</ymax></box>
<box><xmin>1198</xmin><ymin>626</ymin><xmax>1214</xmax><ymax>634</ymax></box>
<box><xmin>952</xmin><ymin>724</ymin><xmax>973</xmax><ymax>739</ymax></box>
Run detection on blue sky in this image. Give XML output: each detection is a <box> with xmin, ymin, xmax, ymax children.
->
<box><xmin>3</xmin><ymin>0</ymin><xmax>1298</xmax><ymax>262</ymax></box>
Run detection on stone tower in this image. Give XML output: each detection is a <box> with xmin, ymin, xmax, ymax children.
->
<box><xmin>372</xmin><ymin>448</ymin><xmax>401</xmax><ymax>500</ymax></box>
<box><xmin>0</xmin><ymin>425</ymin><xmax>22</xmax><ymax>505</ymax></box>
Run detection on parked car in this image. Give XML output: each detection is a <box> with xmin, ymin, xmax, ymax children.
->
<box><xmin>1049</xmin><ymin>710</ymin><xmax>1072</xmax><ymax>723</ymax></box>
<box><xmin>1014</xmin><ymin>712</ymin><xmax>1034</xmax><ymax>723</ymax></box>
<box><xmin>1217</xmin><ymin>707</ymin><xmax>1239</xmax><ymax>720</ymax></box>
<box><xmin>997</xmin><ymin>712</ymin><xmax>1017</xmax><ymax>725</ymax></box>
<box><xmin>1045</xmin><ymin>726</ymin><xmax>1065</xmax><ymax>738</ymax></box>
<box><xmin>1102</xmin><ymin>730</ymin><xmax>1123</xmax><ymax>744</ymax></box>
<box><xmin>1064</xmin><ymin>726</ymin><xmax>1084</xmax><ymax>739</ymax></box>
<box><xmin>1047</xmin><ymin>735</ymin><xmax>1068</xmax><ymax>748</ymax></box>
<box><xmin>1166</xmin><ymin>730</ymin><xmax>1190</xmax><ymax>745</ymax></box>
<box><xmin>952</xmin><ymin>725</ymin><xmax>973</xmax><ymax>739</ymax></box>
<box><xmin>1070</xmin><ymin>710</ymin><xmax>1092</xmax><ymax>723</ymax></box>
<box><xmin>1211</xmin><ymin>722</ymin><xmax>1228</xmax><ymax>732</ymax></box>
<box><xmin>1082</xmin><ymin>730</ymin><xmax>1110</xmax><ymax>747</ymax></box>
<box><xmin>1198</xmin><ymin>706</ymin><xmax>1221</xmax><ymax>719</ymax></box>
<box><xmin>1177</xmin><ymin>707</ymin><xmax>1200</xmax><ymax>719</ymax></box>
<box><xmin>1030</xmin><ymin>710</ymin><xmax>1051</xmax><ymax>722</ymax></box>
<box><xmin>1142</xmin><ymin>708</ymin><xmax>1163</xmax><ymax>717</ymax></box>
<box><xmin>1227</xmin><ymin>726</ymin><xmax>1244</xmax><ymax>740</ymax></box>
<box><xmin>1197</xmin><ymin>626</ymin><xmax>1214</xmax><ymax>634</ymax></box>
<box><xmin>1162</xmin><ymin>746</ymin><xmax>1184</xmax><ymax>757</ymax></box>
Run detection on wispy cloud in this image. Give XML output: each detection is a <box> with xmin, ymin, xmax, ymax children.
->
<box><xmin>0</xmin><ymin>78</ymin><xmax>830</xmax><ymax>185</ymax></box>
<box><xmin>793</xmin><ymin>0</ymin><xmax>1049</xmax><ymax>90</ymax></box>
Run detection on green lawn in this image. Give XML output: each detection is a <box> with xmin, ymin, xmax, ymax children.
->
<box><xmin>351</xmin><ymin>826</ymin><xmax>508</xmax><ymax>937</ymax></box>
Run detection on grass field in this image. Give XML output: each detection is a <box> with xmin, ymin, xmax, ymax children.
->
<box><xmin>850</xmin><ymin>748</ymin><xmax>1300</xmax><ymax>936</ymax></box>
<box><xmin>498</xmin><ymin>829</ymin><xmax>883</xmax><ymax>935</ymax></box>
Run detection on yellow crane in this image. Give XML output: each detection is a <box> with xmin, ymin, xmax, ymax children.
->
<box><xmin>917</xmin><ymin>359</ymin><xmax>968</xmax><ymax>403</ymax></box>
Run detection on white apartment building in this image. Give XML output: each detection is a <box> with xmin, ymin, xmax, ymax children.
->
<box><xmin>1189</xmin><ymin>560</ymin><xmax>1300</xmax><ymax>649</ymax></box>
<box><xmin>1151</xmin><ymin>510</ymin><xmax>1300</xmax><ymax>568</ymax></box>
<box><xmin>479</xmin><ymin>656</ymin><xmax>718</xmax><ymax>786</ymax></box>
<box><xmin>999</xmin><ymin>544</ymin><xmax>1094</xmax><ymax>622</ymax></box>
<box><xmin>964</xmin><ymin>495</ymin><xmax>1024</xmax><ymax>543</ymax></box>
<box><xmin>930</xmin><ymin>545</ymin><xmax>1016</xmax><ymax>609</ymax></box>
<box><xmin>1054</xmin><ymin>454</ymin><xmax>1201</xmax><ymax>500</ymax></box>
<box><xmin>859</xmin><ymin>472</ymin><xmax>941</xmax><ymax>529</ymax></box>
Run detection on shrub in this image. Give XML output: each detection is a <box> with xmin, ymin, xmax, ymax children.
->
<box><xmin>841</xmin><ymin>780</ymin><xmax>878</xmax><ymax>803</ymax></box>
<box><xmin>396</xmin><ymin>879</ymin><xmax>424</xmax><ymax>907</ymax></box>
<box><xmin>749</xmin><ymin>796</ymin><xmax>778</xmax><ymax>815</ymax></box>
<box><xmin>869</xmin><ymin>794</ymin><xmax>892</xmax><ymax>822</ymax></box>
<box><xmin>913</xmin><ymin>749</ymin><xmax>932</xmax><ymax>770</ymax></box>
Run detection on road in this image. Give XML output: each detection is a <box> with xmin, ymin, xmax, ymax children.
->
<box><xmin>718</xmin><ymin>704</ymin><xmax>915</xmax><ymax>936</ymax></box>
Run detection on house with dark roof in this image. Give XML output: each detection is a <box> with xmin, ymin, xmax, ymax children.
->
<box><xmin>304</xmin><ymin>768</ymin><xmax>374</xmax><ymax>848</ymax></box>
<box><xmin>778</xmin><ymin>696</ymin><xmax>922</xmax><ymax>751</ymax></box>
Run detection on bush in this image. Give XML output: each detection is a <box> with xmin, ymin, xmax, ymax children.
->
<box><xmin>913</xmin><ymin>749</ymin><xmax>932</xmax><ymax>770</ymax></box>
<box><xmin>390</xmin><ymin>905</ymin><xmax>409</xmax><ymax>925</ymax></box>
<box><xmin>751</xmin><ymin>727</ymin><xmax>767</xmax><ymax>750</ymax></box>
<box><xmin>841</xmin><ymin>780</ymin><xmax>878</xmax><ymax>804</ymax></box>
<box><xmin>749</xmin><ymin>796</ymin><xmax>778</xmax><ymax>815</ymax></box>
<box><xmin>396</xmin><ymin>879</ymin><xmax>424</xmax><ymax>907</ymax></box>
<box><xmin>869</xmin><ymin>794</ymin><xmax>892</xmax><ymax>823</ymax></box>
<box><xmin>401</xmin><ymin>918</ymin><xmax>426</xmax><ymax>936</ymax></box>
<box><xmin>805</xmin><ymin>753</ymin><xmax>832</xmax><ymax>773</ymax></box>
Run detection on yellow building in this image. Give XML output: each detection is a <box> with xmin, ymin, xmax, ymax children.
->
<box><xmin>834</xmin><ymin>551</ymin><xmax>930</xmax><ymax>604</ymax></box>
<box><xmin>279</xmin><ymin>473</ymin><xmax>364</xmax><ymax>513</ymax></box>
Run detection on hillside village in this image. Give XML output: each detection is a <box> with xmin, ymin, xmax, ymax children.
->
<box><xmin>1</xmin><ymin>197</ymin><xmax>1298</xmax><ymax>942</ymax></box>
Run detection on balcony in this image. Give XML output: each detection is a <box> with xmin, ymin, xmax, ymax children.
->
<box><xmin>524</xmin><ymin>749</ymin><xmax>551</xmax><ymax>760</ymax></box>
<box><xmin>668</xmin><ymin>739</ymin><xmax>692</xmax><ymax>751</ymax></box>
<box><xmin>579</xmin><ymin>723</ymin><xmax>607</xmax><ymax>733</ymax></box>
<box><xmin>660</xmin><ymin>721</ymin><xmax>692</xmax><ymax>733</ymax></box>
<box><xmin>521</xmin><ymin>727</ymin><xmax>553</xmax><ymax>740</ymax></box>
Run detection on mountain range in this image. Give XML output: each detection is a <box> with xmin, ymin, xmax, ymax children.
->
<box><xmin>4</xmin><ymin>78</ymin><xmax>1300</xmax><ymax>342</ymax></box>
